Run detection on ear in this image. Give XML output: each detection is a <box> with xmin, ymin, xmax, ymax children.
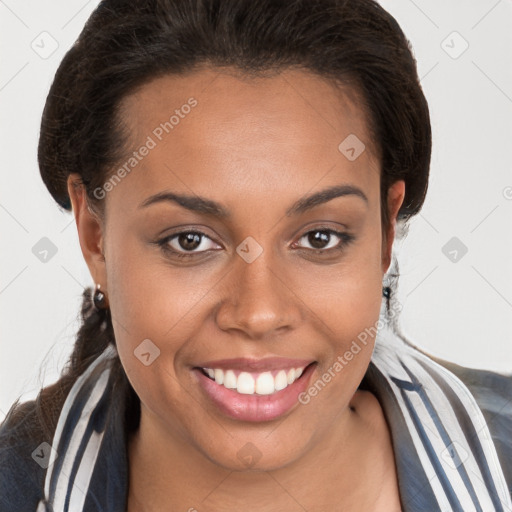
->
<box><xmin>67</xmin><ymin>173</ymin><xmax>108</xmax><ymax>289</ymax></box>
<box><xmin>381</xmin><ymin>180</ymin><xmax>405</xmax><ymax>274</ymax></box>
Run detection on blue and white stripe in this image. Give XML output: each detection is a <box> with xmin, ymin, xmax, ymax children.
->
<box><xmin>36</xmin><ymin>320</ymin><xmax>512</xmax><ymax>511</ymax></box>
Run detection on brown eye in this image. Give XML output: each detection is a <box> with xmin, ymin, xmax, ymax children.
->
<box><xmin>157</xmin><ymin>230</ymin><xmax>221</xmax><ymax>258</ymax></box>
<box><xmin>177</xmin><ymin>232</ymin><xmax>203</xmax><ymax>251</ymax></box>
<box><xmin>296</xmin><ymin>228</ymin><xmax>354</xmax><ymax>252</ymax></box>
<box><xmin>305</xmin><ymin>230</ymin><xmax>331</xmax><ymax>249</ymax></box>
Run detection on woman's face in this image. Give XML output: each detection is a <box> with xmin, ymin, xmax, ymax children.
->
<box><xmin>70</xmin><ymin>67</ymin><xmax>404</xmax><ymax>471</ymax></box>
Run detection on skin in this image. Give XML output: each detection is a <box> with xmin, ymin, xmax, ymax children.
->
<box><xmin>68</xmin><ymin>67</ymin><xmax>405</xmax><ymax>511</ymax></box>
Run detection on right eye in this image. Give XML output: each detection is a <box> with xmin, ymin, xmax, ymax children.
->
<box><xmin>157</xmin><ymin>230</ymin><xmax>221</xmax><ymax>259</ymax></box>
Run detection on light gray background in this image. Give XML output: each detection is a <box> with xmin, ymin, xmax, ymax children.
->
<box><xmin>1</xmin><ymin>0</ymin><xmax>511</xmax><ymax>423</ymax></box>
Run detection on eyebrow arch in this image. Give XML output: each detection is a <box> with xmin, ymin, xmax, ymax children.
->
<box><xmin>286</xmin><ymin>184</ymin><xmax>368</xmax><ymax>216</ymax></box>
<box><xmin>138</xmin><ymin>184</ymin><xmax>368</xmax><ymax>217</ymax></box>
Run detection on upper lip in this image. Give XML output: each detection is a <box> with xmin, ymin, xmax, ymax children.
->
<box><xmin>194</xmin><ymin>357</ymin><xmax>315</xmax><ymax>372</ymax></box>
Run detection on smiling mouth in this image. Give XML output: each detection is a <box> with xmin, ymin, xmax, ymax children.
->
<box><xmin>196</xmin><ymin>362</ymin><xmax>315</xmax><ymax>396</ymax></box>
<box><xmin>193</xmin><ymin>360</ymin><xmax>317</xmax><ymax>422</ymax></box>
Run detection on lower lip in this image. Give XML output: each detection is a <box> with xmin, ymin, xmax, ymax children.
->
<box><xmin>193</xmin><ymin>363</ymin><xmax>316</xmax><ymax>422</ymax></box>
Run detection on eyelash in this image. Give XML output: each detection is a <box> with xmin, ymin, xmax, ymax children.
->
<box><xmin>155</xmin><ymin>228</ymin><xmax>355</xmax><ymax>260</ymax></box>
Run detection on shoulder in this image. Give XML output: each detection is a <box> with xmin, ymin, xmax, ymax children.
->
<box><xmin>0</xmin><ymin>383</ymin><xmax>66</xmax><ymax>511</ymax></box>
<box><xmin>0</xmin><ymin>400</ymin><xmax>46</xmax><ymax>511</ymax></box>
<box><xmin>428</xmin><ymin>355</ymin><xmax>512</xmax><ymax>496</ymax></box>
<box><xmin>428</xmin><ymin>354</ymin><xmax>512</xmax><ymax>426</ymax></box>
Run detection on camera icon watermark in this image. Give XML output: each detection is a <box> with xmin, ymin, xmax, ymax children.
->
<box><xmin>134</xmin><ymin>338</ymin><xmax>161</xmax><ymax>366</ymax></box>
<box><xmin>31</xmin><ymin>31</ymin><xmax>59</xmax><ymax>59</ymax></box>
<box><xmin>441</xmin><ymin>31</ymin><xmax>469</xmax><ymax>60</ymax></box>
<box><xmin>338</xmin><ymin>134</ymin><xmax>366</xmax><ymax>161</ymax></box>
<box><xmin>236</xmin><ymin>236</ymin><xmax>263</xmax><ymax>264</ymax></box>
<box><xmin>32</xmin><ymin>442</ymin><xmax>58</xmax><ymax>469</ymax></box>
<box><xmin>441</xmin><ymin>441</ymin><xmax>468</xmax><ymax>469</ymax></box>
<box><xmin>32</xmin><ymin>237</ymin><xmax>58</xmax><ymax>263</ymax></box>
<box><xmin>441</xmin><ymin>236</ymin><xmax>468</xmax><ymax>263</ymax></box>
<box><xmin>236</xmin><ymin>442</ymin><xmax>262</xmax><ymax>468</ymax></box>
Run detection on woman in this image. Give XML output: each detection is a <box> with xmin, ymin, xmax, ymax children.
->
<box><xmin>1</xmin><ymin>0</ymin><xmax>511</xmax><ymax>510</ymax></box>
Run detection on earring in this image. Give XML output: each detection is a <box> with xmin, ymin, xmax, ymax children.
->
<box><xmin>382</xmin><ymin>286</ymin><xmax>391</xmax><ymax>299</ymax></box>
<box><xmin>93</xmin><ymin>283</ymin><xmax>109</xmax><ymax>310</ymax></box>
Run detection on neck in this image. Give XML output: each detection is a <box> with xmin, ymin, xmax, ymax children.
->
<box><xmin>127</xmin><ymin>391</ymin><xmax>397</xmax><ymax>512</ymax></box>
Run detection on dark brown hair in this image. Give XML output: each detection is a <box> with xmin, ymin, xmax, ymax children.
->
<box><xmin>3</xmin><ymin>0</ymin><xmax>431</xmax><ymax>443</ymax></box>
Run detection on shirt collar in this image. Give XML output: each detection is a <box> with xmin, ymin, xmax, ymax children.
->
<box><xmin>37</xmin><ymin>309</ymin><xmax>512</xmax><ymax>512</ymax></box>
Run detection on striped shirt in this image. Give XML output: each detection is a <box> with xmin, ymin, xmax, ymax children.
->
<box><xmin>1</xmin><ymin>315</ymin><xmax>511</xmax><ymax>511</ymax></box>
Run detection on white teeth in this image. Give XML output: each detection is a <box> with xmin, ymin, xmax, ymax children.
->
<box><xmin>274</xmin><ymin>370</ymin><xmax>288</xmax><ymax>391</ymax></box>
<box><xmin>237</xmin><ymin>372</ymin><xmax>255</xmax><ymax>394</ymax></box>
<box><xmin>224</xmin><ymin>370</ymin><xmax>237</xmax><ymax>389</ymax></box>
<box><xmin>202</xmin><ymin>366</ymin><xmax>307</xmax><ymax>395</ymax></box>
<box><xmin>255</xmin><ymin>372</ymin><xmax>274</xmax><ymax>395</ymax></box>
<box><xmin>213</xmin><ymin>368</ymin><xmax>223</xmax><ymax>384</ymax></box>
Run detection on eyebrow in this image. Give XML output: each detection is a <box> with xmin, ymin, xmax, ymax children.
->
<box><xmin>138</xmin><ymin>184</ymin><xmax>368</xmax><ymax>217</ymax></box>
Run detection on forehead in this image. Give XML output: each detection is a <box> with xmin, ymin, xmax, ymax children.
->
<box><xmin>111</xmin><ymin>67</ymin><xmax>379</xmax><ymax>212</ymax></box>
<box><xmin>120</xmin><ymin>66</ymin><xmax>373</xmax><ymax>147</ymax></box>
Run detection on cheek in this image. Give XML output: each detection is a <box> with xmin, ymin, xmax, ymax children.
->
<box><xmin>104</xmin><ymin>230</ymin><xmax>200</xmax><ymax>383</ymax></box>
<box><xmin>312</xmin><ymin>226</ymin><xmax>384</xmax><ymax>322</ymax></box>
<box><xmin>302</xmin><ymin>275</ymin><xmax>383</xmax><ymax>414</ymax></box>
<box><xmin>106</xmin><ymin>224</ymin><xmax>205</xmax><ymax>332</ymax></box>
<box><xmin>104</xmin><ymin>239</ymin><xmax>202</xmax><ymax>427</ymax></box>
<box><xmin>307</xmin><ymin>227</ymin><xmax>384</xmax><ymax>377</ymax></box>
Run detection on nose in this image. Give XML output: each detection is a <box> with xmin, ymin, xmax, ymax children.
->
<box><xmin>215</xmin><ymin>248</ymin><xmax>302</xmax><ymax>340</ymax></box>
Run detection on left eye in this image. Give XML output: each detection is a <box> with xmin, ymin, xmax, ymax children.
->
<box><xmin>294</xmin><ymin>229</ymin><xmax>353</xmax><ymax>251</ymax></box>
